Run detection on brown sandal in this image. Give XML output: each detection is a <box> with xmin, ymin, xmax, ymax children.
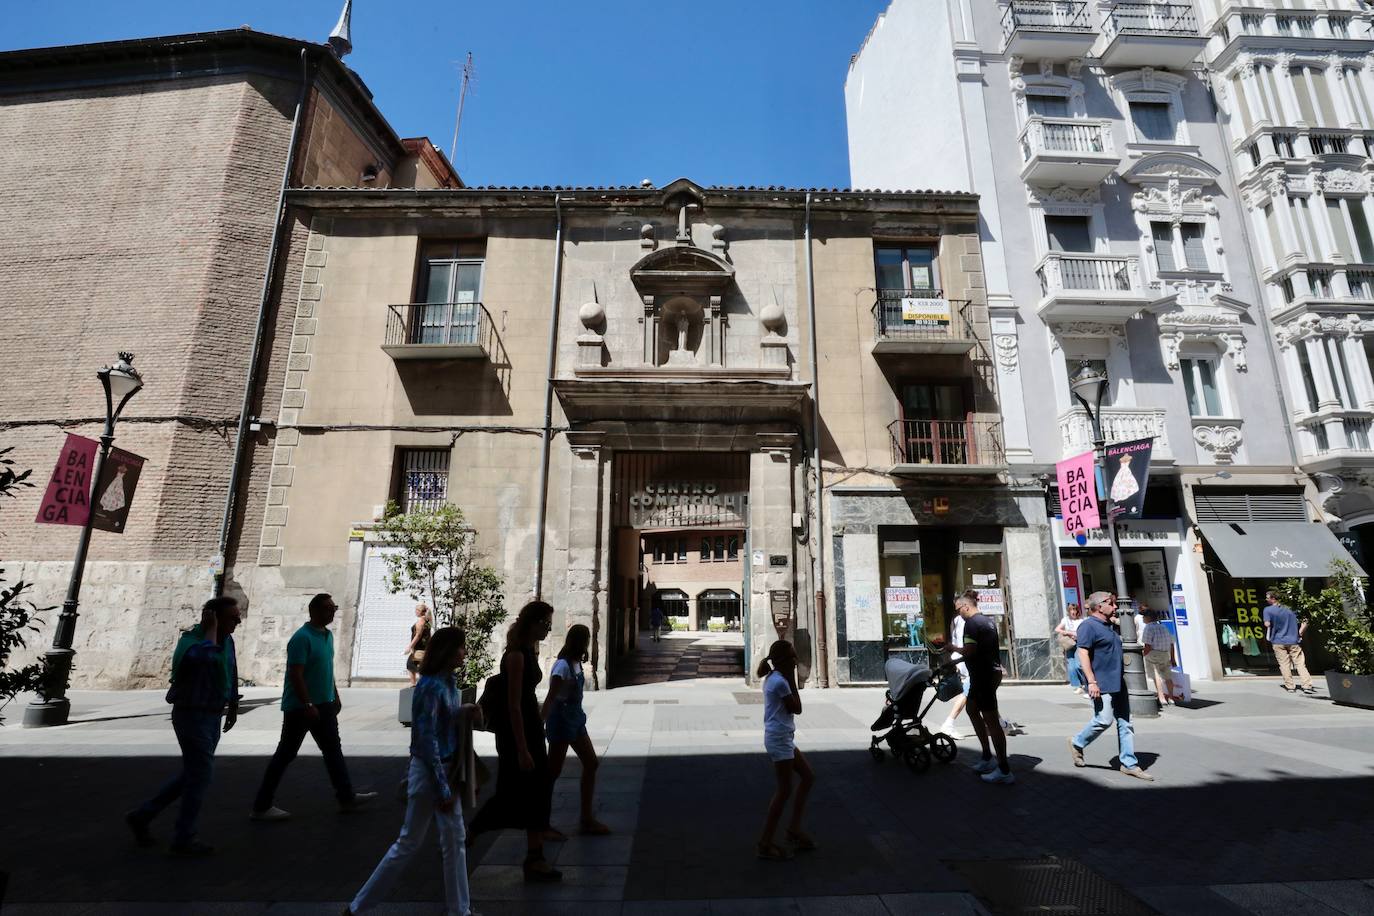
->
<box><xmin>756</xmin><ymin>841</ymin><xmax>793</xmax><ymax>861</ymax></box>
<box><xmin>580</xmin><ymin>819</ymin><xmax>612</xmax><ymax>836</ymax></box>
<box><xmin>785</xmin><ymin>829</ymin><xmax>817</xmax><ymax>851</ymax></box>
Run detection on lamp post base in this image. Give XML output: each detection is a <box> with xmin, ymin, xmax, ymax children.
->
<box><xmin>1122</xmin><ymin>644</ymin><xmax>1159</xmax><ymax>719</ymax></box>
<box><xmin>22</xmin><ymin>697</ymin><xmax>71</xmax><ymax>728</ymax></box>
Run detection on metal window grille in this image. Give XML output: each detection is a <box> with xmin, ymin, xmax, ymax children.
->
<box><xmin>398</xmin><ymin>449</ymin><xmax>450</xmax><ymax>513</ymax></box>
<box><xmin>1192</xmin><ymin>489</ymin><xmax>1308</xmax><ymax>523</ymax></box>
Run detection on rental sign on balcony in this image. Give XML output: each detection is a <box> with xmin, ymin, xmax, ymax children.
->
<box><xmin>900</xmin><ymin>297</ymin><xmax>950</xmax><ymax>327</ymax></box>
<box><xmin>1057</xmin><ymin>449</ymin><xmax>1099</xmax><ymax>538</ymax></box>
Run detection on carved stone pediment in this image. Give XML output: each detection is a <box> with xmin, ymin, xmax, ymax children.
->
<box><xmin>629</xmin><ymin>245</ymin><xmax>734</xmax><ymax>298</ymax></box>
<box><xmin>1121</xmin><ymin>152</ymin><xmax>1220</xmax><ymax>188</ymax></box>
<box><xmin>1151</xmin><ymin>296</ymin><xmax>1249</xmax><ymax>372</ymax></box>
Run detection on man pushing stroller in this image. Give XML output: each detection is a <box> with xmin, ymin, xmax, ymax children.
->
<box><xmin>939</xmin><ymin>593</ymin><xmax>1014</xmax><ymax>785</ymax></box>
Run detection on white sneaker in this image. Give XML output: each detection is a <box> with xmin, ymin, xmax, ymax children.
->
<box><xmin>940</xmin><ymin>720</ymin><xmax>964</xmax><ymax>740</ymax></box>
<box><xmin>250</xmin><ymin>806</ymin><xmax>291</xmax><ymax>821</ymax></box>
<box><xmin>971</xmin><ymin>757</ymin><xmax>998</xmax><ymax>774</ymax></box>
<box><xmin>980</xmin><ymin>769</ymin><xmax>1016</xmax><ymax>785</ymax></box>
<box><xmin>1073</xmin><ymin>687</ymin><xmax>1085</xmax><ymax>696</ymax></box>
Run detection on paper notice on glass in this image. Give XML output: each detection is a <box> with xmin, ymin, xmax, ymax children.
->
<box><xmin>457</xmin><ymin>290</ymin><xmax>476</xmax><ymax>303</ymax></box>
<box><xmin>884</xmin><ymin>588</ymin><xmax>922</xmax><ymax>617</ymax></box>
<box><xmin>972</xmin><ymin>574</ymin><xmax>991</xmax><ymax>587</ymax></box>
<box><xmin>976</xmin><ymin>588</ymin><xmax>1006</xmax><ymax>615</ymax></box>
<box><xmin>889</xmin><ymin>576</ymin><xmax>906</xmax><ymax>587</ymax></box>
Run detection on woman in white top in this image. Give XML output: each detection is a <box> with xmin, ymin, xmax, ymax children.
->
<box><xmin>1055</xmin><ymin>603</ymin><xmax>1086</xmax><ymax>694</ymax></box>
<box><xmin>755</xmin><ymin>639</ymin><xmax>815</xmax><ymax>861</ymax></box>
<box><xmin>540</xmin><ymin>624</ymin><xmax>610</xmax><ymax>836</ymax></box>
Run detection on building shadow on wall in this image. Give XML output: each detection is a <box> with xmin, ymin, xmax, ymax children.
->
<box><xmin>393</xmin><ymin>332</ymin><xmax>513</xmax><ymax>417</ymax></box>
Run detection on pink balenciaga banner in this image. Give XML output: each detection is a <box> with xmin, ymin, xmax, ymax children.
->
<box><xmin>1056</xmin><ymin>450</ymin><xmax>1099</xmax><ymax>537</ymax></box>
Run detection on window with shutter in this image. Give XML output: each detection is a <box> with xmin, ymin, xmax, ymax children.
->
<box><xmin>1151</xmin><ymin>222</ymin><xmax>1177</xmax><ymax>271</ymax></box>
<box><xmin>1130</xmin><ymin>101</ymin><xmax>1174</xmax><ymax>142</ymax></box>
<box><xmin>1046</xmin><ymin>215</ymin><xmax>1093</xmax><ymax>253</ymax></box>
<box><xmin>1193</xmin><ymin>490</ymin><xmax>1308</xmax><ymax>523</ymax></box>
<box><xmin>1181</xmin><ymin>223</ymin><xmax>1209</xmax><ymax>270</ymax></box>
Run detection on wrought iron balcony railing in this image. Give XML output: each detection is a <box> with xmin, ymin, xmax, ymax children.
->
<box><xmin>1002</xmin><ymin>0</ymin><xmax>1093</xmax><ymax>38</ymax></box>
<box><xmin>871</xmin><ymin>290</ymin><xmax>974</xmax><ymax>345</ymax></box>
<box><xmin>383</xmin><ymin>301</ymin><xmax>493</xmax><ymax>359</ymax></box>
<box><xmin>1104</xmin><ymin>2</ymin><xmax>1199</xmax><ymax>37</ymax></box>
<box><xmin>889</xmin><ymin>418</ymin><xmax>1006</xmax><ymax>468</ymax></box>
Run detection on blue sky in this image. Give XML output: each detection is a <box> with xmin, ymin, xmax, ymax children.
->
<box><xmin>6</xmin><ymin>0</ymin><xmax>891</xmax><ymax>188</ymax></box>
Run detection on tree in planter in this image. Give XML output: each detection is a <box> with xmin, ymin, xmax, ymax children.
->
<box><xmin>1274</xmin><ymin>559</ymin><xmax>1374</xmax><ymax>677</ymax></box>
<box><xmin>373</xmin><ymin>502</ymin><xmax>506</xmax><ymax>688</ymax></box>
<box><xmin>0</xmin><ymin>446</ymin><xmax>53</xmax><ymax>724</ymax></box>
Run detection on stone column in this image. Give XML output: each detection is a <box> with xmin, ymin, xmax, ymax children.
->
<box><xmin>1304</xmin><ymin>335</ymin><xmax>1340</xmax><ymax>408</ymax></box>
<box><xmin>642</xmin><ymin>296</ymin><xmax>657</xmax><ymax>367</ymax></box>
<box><xmin>749</xmin><ymin>433</ymin><xmax>799</xmax><ymax>680</ymax></box>
<box><xmin>1341</xmin><ymin>331</ymin><xmax>1374</xmax><ymax>410</ymax></box>
<box><xmin>565</xmin><ymin>430</ymin><xmax>609</xmax><ymax>689</ymax></box>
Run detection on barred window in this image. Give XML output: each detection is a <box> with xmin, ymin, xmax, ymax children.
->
<box><xmin>397</xmin><ymin>448</ymin><xmax>450</xmax><ymax>513</ymax></box>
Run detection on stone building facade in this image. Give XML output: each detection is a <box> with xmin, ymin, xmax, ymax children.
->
<box><xmin>220</xmin><ymin>179</ymin><xmax>1052</xmax><ymax>688</ymax></box>
<box><xmin>0</xmin><ymin>30</ymin><xmax>457</xmax><ymax>688</ymax></box>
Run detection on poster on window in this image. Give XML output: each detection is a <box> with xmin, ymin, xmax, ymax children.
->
<box><xmin>1061</xmin><ymin>562</ymin><xmax>1084</xmax><ymax>620</ymax></box>
<box><xmin>92</xmin><ymin>447</ymin><xmax>145</xmax><ymax>534</ymax></box>
<box><xmin>884</xmin><ymin>587</ymin><xmax>922</xmax><ymax>618</ymax></box>
<box><xmin>900</xmin><ymin>297</ymin><xmax>950</xmax><ymax>327</ymax></box>
<box><xmin>976</xmin><ymin>588</ymin><xmax>1005</xmax><ymax>615</ymax></box>
<box><xmin>1103</xmin><ymin>437</ymin><xmax>1153</xmax><ymax>519</ymax></box>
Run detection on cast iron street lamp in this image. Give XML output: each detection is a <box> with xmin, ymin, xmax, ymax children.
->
<box><xmin>24</xmin><ymin>352</ymin><xmax>143</xmax><ymax>728</ymax></box>
<box><xmin>1070</xmin><ymin>360</ymin><xmax>1158</xmax><ymax>718</ymax></box>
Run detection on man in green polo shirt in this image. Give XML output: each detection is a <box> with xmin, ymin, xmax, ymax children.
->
<box><xmin>250</xmin><ymin>593</ymin><xmax>377</xmax><ymax>820</ymax></box>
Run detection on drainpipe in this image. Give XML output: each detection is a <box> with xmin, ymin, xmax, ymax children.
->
<box><xmin>534</xmin><ymin>193</ymin><xmax>565</xmax><ymax>598</ymax></box>
<box><xmin>213</xmin><ymin>47</ymin><xmax>313</xmax><ymax>597</ymax></box>
<box><xmin>805</xmin><ymin>192</ymin><xmax>831</xmax><ymax>688</ymax></box>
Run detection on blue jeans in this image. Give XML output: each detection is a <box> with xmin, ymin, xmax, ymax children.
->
<box><xmin>351</xmin><ymin>758</ymin><xmax>471</xmax><ymax>916</ymax></box>
<box><xmin>135</xmin><ymin>707</ymin><xmax>223</xmax><ymax>846</ymax></box>
<box><xmin>253</xmin><ymin>700</ymin><xmax>354</xmax><ymax>812</ymax></box>
<box><xmin>1066</xmin><ymin>649</ymin><xmax>1085</xmax><ymax>688</ymax></box>
<box><xmin>1072</xmin><ymin>690</ymin><xmax>1137</xmax><ymax>769</ymax></box>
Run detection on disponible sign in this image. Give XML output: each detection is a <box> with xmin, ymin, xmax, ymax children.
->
<box><xmin>35</xmin><ymin>434</ymin><xmax>99</xmax><ymax>526</ymax></box>
<box><xmin>900</xmin><ymin>297</ymin><xmax>951</xmax><ymax>326</ymax></box>
<box><xmin>1056</xmin><ymin>450</ymin><xmax>1099</xmax><ymax>537</ymax></box>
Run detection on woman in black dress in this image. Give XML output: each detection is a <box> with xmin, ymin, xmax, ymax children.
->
<box><xmin>470</xmin><ymin>600</ymin><xmax>561</xmax><ymax>881</ymax></box>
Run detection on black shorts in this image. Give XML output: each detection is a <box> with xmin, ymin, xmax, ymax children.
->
<box><xmin>966</xmin><ymin>671</ymin><xmax>1001</xmax><ymax>715</ymax></box>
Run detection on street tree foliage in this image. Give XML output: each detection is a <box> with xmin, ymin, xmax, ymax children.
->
<box><xmin>373</xmin><ymin>502</ymin><xmax>506</xmax><ymax>688</ymax></box>
<box><xmin>0</xmin><ymin>446</ymin><xmax>53</xmax><ymax>724</ymax></box>
<box><xmin>1275</xmin><ymin>559</ymin><xmax>1374</xmax><ymax>677</ymax></box>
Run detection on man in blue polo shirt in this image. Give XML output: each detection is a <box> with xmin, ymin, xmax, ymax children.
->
<box><xmin>250</xmin><ymin>593</ymin><xmax>376</xmax><ymax>820</ymax></box>
<box><xmin>1068</xmin><ymin>591</ymin><xmax>1154</xmax><ymax>781</ymax></box>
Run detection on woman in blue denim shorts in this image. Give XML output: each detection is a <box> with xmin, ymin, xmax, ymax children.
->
<box><xmin>541</xmin><ymin>624</ymin><xmax>611</xmax><ymax>836</ymax></box>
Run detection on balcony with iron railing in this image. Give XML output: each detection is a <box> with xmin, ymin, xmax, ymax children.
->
<box><xmin>871</xmin><ymin>290</ymin><xmax>978</xmax><ymax>355</ymax></box>
<box><xmin>1237</xmin><ymin>127</ymin><xmax>1374</xmax><ymax>174</ymax></box>
<box><xmin>1001</xmin><ymin>0</ymin><xmax>1096</xmax><ymax>58</ymax></box>
<box><xmin>382</xmin><ymin>302</ymin><xmax>494</xmax><ymax>360</ymax></box>
<box><xmin>888</xmin><ymin>418</ymin><xmax>1007</xmax><ymax>475</ymax></box>
<box><xmin>1058</xmin><ymin>406</ymin><xmax>1173</xmax><ymax>461</ymax></box>
<box><xmin>1098</xmin><ymin>3</ymin><xmax>1206</xmax><ymax>67</ymax></box>
<box><xmin>1019</xmin><ymin>117</ymin><xmax>1118</xmax><ymax>186</ymax></box>
<box><xmin>1035</xmin><ymin>253</ymin><xmax>1147</xmax><ymax>320</ymax></box>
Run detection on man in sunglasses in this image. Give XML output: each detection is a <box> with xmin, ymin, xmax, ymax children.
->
<box><xmin>1068</xmin><ymin>591</ymin><xmax>1154</xmax><ymax>781</ymax></box>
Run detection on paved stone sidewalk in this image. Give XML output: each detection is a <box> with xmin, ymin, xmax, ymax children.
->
<box><xmin>1</xmin><ymin>667</ymin><xmax>1372</xmax><ymax>915</ymax></box>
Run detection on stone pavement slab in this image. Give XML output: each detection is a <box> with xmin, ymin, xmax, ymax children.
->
<box><xmin>1</xmin><ymin>677</ymin><xmax>1372</xmax><ymax>915</ymax></box>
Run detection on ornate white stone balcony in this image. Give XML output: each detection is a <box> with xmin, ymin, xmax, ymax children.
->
<box><xmin>1059</xmin><ymin>405</ymin><xmax>1172</xmax><ymax>461</ymax></box>
<box><xmin>1036</xmin><ymin>253</ymin><xmax>1147</xmax><ymax>320</ymax></box>
<box><xmin>1098</xmin><ymin>3</ymin><xmax>1206</xmax><ymax>68</ymax></box>
<box><xmin>1019</xmin><ymin>117</ymin><xmax>1118</xmax><ymax>186</ymax></box>
<box><xmin>1001</xmin><ymin>0</ymin><xmax>1096</xmax><ymax>58</ymax></box>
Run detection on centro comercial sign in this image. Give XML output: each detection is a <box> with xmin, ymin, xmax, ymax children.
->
<box><xmin>628</xmin><ymin>481</ymin><xmax>745</xmax><ymax>528</ymax></box>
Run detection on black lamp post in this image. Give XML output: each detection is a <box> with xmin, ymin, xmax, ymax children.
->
<box><xmin>1069</xmin><ymin>360</ymin><xmax>1157</xmax><ymax>718</ymax></box>
<box><xmin>24</xmin><ymin>352</ymin><xmax>143</xmax><ymax>728</ymax></box>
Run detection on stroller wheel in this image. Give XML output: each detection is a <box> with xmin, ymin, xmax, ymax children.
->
<box><xmin>869</xmin><ymin>745</ymin><xmax>886</xmax><ymax>762</ymax></box>
<box><xmin>932</xmin><ymin>734</ymin><xmax>958</xmax><ymax>763</ymax></box>
<box><xmin>903</xmin><ymin>747</ymin><xmax>932</xmax><ymax>773</ymax></box>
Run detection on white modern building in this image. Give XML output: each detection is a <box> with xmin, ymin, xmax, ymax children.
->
<box><xmin>846</xmin><ymin>0</ymin><xmax>1363</xmax><ymax>682</ymax></box>
<box><xmin>1198</xmin><ymin>0</ymin><xmax>1374</xmax><ymax>562</ymax></box>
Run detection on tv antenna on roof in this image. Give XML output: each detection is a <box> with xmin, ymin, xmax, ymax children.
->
<box><xmin>450</xmin><ymin>52</ymin><xmax>475</xmax><ymax>164</ymax></box>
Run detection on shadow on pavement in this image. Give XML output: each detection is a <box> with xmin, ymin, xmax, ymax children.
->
<box><xmin>2</xmin><ymin>738</ymin><xmax>1373</xmax><ymax>910</ymax></box>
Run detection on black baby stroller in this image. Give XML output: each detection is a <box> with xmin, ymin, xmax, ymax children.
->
<box><xmin>869</xmin><ymin>656</ymin><xmax>963</xmax><ymax>772</ymax></box>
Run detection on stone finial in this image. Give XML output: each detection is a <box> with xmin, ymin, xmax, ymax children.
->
<box><xmin>760</xmin><ymin>303</ymin><xmax>785</xmax><ymax>334</ymax></box>
<box><xmin>711</xmin><ymin>224</ymin><xmax>727</xmax><ymax>252</ymax></box>
<box><xmin>579</xmin><ymin>301</ymin><xmax>604</xmax><ymax>329</ymax></box>
<box><xmin>640</xmin><ymin>223</ymin><xmax>656</xmax><ymax>250</ymax></box>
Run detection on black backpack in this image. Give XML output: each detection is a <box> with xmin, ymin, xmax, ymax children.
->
<box><xmin>476</xmin><ymin>671</ymin><xmax>505</xmax><ymax>732</ymax></box>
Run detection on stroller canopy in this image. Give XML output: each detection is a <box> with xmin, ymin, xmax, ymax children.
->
<box><xmin>885</xmin><ymin>657</ymin><xmax>931</xmax><ymax>703</ymax></box>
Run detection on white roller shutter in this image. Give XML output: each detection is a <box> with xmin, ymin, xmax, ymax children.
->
<box><xmin>352</xmin><ymin>545</ymin><xmax>421</xmax><ymax>679</ymax></box>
